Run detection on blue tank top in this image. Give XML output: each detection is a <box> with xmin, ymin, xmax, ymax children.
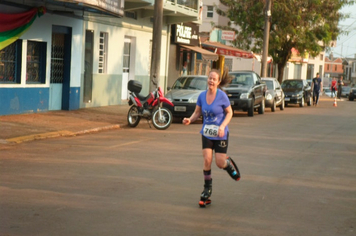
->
<box><xmin>197</xmin><ymin>89</ymin><xmax>230</xmax><ymax>140</ymax></box>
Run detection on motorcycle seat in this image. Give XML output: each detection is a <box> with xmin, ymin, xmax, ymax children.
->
<box><xmin>136</xmin><ymin>93</ymin><xmax>152</xmax><ymax>102</ymax></box>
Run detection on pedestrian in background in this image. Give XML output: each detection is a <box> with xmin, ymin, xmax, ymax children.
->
<box><xmin>182</xmin><ymin>67</ymin><xmax>240</xmax><ymax>207</ymax></box>
<box><xmin>337</xmin><ymin>76</ymin><xmax>344</xmax><ymax>99</ymax></box>
<box><xmin>312</xmin><ymin>73</ymin><xmax>322</xmax><ymax>106</ymax></box>
<box><xmin>331</xmin><ymin>77</ymin><xmax>337</xmax><ymax>98</ymax></box>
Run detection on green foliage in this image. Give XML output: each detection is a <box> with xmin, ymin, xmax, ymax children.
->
<box><xmin>215</xmin><ymin>0</ymin><xmax>354</xmax><ymax>81</ymax></box>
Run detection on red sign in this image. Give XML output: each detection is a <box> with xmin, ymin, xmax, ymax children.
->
<box><xmin>216</xmin><ymin>48</ymin><xmax>253</xmax><ymax>58</ymax></box>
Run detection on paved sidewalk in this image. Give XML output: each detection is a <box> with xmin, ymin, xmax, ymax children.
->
<box><xmin>0</xmin><ymin>95</ymin><xmax>338</xmax><ymax>146</ymax></box>
<box><xmin>0</xmin><ymin>104</ymin><xmax>130</xmax><ymax>145</ymax></box>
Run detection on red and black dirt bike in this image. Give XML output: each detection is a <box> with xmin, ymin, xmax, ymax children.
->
<box><xmin>127</xmin><ymin>80</ymin><xmax>174</xmax><ymax>130</ymax></box>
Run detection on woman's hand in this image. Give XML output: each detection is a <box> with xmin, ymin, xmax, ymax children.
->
<box><xmin>218</xmin><ymin>125</ymin><xmax>225</xmax><ymax>137</ymax></box>
<box><xmin>182</xmin><ymin>118</ymin><xmax>191</xmax><ymax>125</ymax></box>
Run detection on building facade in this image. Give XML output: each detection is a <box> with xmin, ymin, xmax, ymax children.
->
<box><xmin>0</xmin><ymin>0</ymin><xmax>200</xmax><ymax>115</ymax></box>
<box><xmin>343</xmin><ymin>55</ymin><xmax>356</xmax><ymax>86</ymax></box>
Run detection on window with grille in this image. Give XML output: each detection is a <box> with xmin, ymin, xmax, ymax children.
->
<box><xmin>99</xmin><ymin>32</ymin><xmax>108</xmax><ymax>74</ymax></box>
<box><xmin>0</xmin><ymin>40</ymin><xmax>22</xmax><ymax>84</ymax></box>
<box><xmin>123</xmin><ymin>40</ymin><xmax>130</xmax><ymax>73</ymax></box>
<box><xmin>51</xmin><ymin>33</ymin><xmax>65</xmax><ymax>83</ymax></box>
<box><xmin>207</xmin><ymin>6</ymin><xmax>214</xmax><ymax>18</ymax></box>
<box><xmin>27</xmin><ymin>41</ymin><xmax>46</xmax><ymax>84</ymax></box>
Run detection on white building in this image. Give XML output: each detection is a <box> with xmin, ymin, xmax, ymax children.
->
<box><xmin>0</xmin><ymin>0</ymin><xmax>200</xmax><ymax>115</ymax></box>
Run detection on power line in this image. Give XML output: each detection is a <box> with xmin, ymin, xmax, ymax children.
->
<box><xmin>338</xmin><ymin>30</ymin><xmax>356</xmax><ymax>44</ymax></box>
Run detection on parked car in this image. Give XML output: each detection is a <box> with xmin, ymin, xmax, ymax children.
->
<box><xmin>281</xmin><ymin>79</ymin><xmax>312</xmax><ymax>107</ymax></box>
<box><xmin>164</xmin><ymin>75</ymin><xmax>208</xmax><ymax>118</ymax></box>
<box><xmin>261</xmin><ymin>77</ymin><xmax>285</xmax><ymax>112</ymax></box>
<box><xmin>323</xmin><ymin>87</ymin><xmax>334</xmax><ymax>97</ymax></box>
<box><xmin>224</xmin><ymin>71</ymin><xmax>267</xmax><ymax>117</ymax></box>
<box><xmin>349</xmin><ymin>86</ymin><xmax>356</xmax><ymax>101</ymax></box>
<box><xmin>341</xmin><ymin>86</ymin><xmax>351</xmax><ymax>98</ymax></box>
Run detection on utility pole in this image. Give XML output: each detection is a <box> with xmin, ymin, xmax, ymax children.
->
<box><xmin>261</xmin><ymin>0</ymin><xmax>271</xmax><ymax>77</ymax></box>
<box><xmin>149</xmin><ymin>0</ymin><xmax>163</xmax><ymax>91</ymax></box>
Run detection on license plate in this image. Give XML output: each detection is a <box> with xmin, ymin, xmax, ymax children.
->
<box><xmin>285</xmin><ymin>97</ymin><xmax>290</xmax><ymax>101</ymax></box>
<box><xmin>174</xmin><ymin>106</ymin><xmax>186</xmax><ymax>112</ymax></box>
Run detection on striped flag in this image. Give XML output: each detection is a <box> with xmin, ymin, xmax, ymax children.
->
<box><xmin>0</xmin><ymin>7</ymin><xmax>46</xmax><ymax>50</ymax></box>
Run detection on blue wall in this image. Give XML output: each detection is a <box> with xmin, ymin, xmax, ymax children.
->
<box><xmin>0</xmin><ymin>87</ymin><xmax>80</xmax><ymax>115</ymax></box>
<box><xmin>69</xmin><ymin>87</ymin><xmax>80</xmax><ymax>110</ymax></box>
<box><xmin>0</xmin><ymin>88</ymin><xmax>49</xmax><ymax>115</ymax></box>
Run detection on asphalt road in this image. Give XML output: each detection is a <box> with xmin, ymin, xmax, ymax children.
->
<box><xmin>1</xmin><ymin>100</ymin><xmax>355</xmax><ymax>236</ymax></box>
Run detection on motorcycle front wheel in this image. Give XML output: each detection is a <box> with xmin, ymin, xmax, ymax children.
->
<box><xmin>127</xmin><ymin>105</ymin><xmax>141</xmax><ymax>127</ymax></box>
<box><xmin>152</xmin><ymin>107</ymin><xmax>172</xmax><ymax>130</ymax></box>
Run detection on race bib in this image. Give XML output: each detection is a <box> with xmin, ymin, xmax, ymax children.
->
<box><xmin>203</xmin><ymin>124</ymin><xmax>219</xmax><ymax>137</ymax></box>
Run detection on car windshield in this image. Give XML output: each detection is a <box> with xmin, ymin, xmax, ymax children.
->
<box><xmin>264</xmin><ymin>80</ymin><xmax>274</xmax><ymax>90</ymax></box>
<box><xmin>171</xmin><ymin>76</ymin><xmax>207</xmax><ymax>90</ymax></box>
<box><xmin>281</xmin><ymin>80</ymin><xmax>303</xmax><ymax>89</ymax></box>
<box><xmin>230</xmin><ymin>73</ymin><xmax>254</xmax><ymax>86</ymax></box>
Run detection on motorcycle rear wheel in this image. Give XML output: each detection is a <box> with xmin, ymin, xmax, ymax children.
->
<box><xmin>152</xmin><ymin>107</ymin><xmax>172</xmax><ymax>130</ymax></box>
<box><xmin>127</xmin><ymin>105</ymin><xmax>141</xmax><ymax>127</ymax></box>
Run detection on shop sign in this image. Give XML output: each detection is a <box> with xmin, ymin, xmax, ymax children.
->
<box><xmin>221</xmin><ymin>30</ymin><xmax>235</xmax><ymax>41</ymax></box>
<box><xmin>53</xmin><ymin>0</ymin><xmax>124</xmax><ymax>17</ymax></box>
<box><xmin>172</xmin><ymin>23</ymin><xmax>199</xmax><ymax>46</ymax></box>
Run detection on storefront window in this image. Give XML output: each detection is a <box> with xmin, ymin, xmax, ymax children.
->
<box><xmin>27</xmin><ymin>41</ymin><xmax>46</xmax><ymax>84</ymax></box>
<box><xmin>0</xmin><ymin>40</ymin><xmax>22</xmax><ymax>84</ymax></box>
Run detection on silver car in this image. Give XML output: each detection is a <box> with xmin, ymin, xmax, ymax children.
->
<box><xmin>165</xmin><ymin>75</ymin><xmax>208</xmax><ymax>118</ymax></box>
<box><xmin>261</xmin><ymin>77</ymin><xmax>285</xmax><ymax>111</ymax></box>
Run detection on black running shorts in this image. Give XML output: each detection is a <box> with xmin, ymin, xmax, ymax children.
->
<box><xmin>201</xmin><ymin>133</ymin><xmax>229</xmax><ymax>154</ymax></box>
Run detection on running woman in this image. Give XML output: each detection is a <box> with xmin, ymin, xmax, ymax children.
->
<box><xmin>182</xmin><ymin>68</ymin><xmax>240</xmax><ymax>207</ymax></box>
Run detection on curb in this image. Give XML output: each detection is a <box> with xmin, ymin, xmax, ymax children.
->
<box><xmin>4</xmin><ymin>124</ymin><xmax>121</xmax><ymax>144</ymax></box>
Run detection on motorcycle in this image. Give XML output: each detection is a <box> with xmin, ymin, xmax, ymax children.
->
<box><xmin>127</xmin><ymin>80</ymin><xmax>174</xmax><ymax>130</ymax></box>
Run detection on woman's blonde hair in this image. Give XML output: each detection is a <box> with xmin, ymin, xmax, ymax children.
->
<box><xmin>209</xmin><ymin>66</ymin><xmax>231</xmax><ymax>89</ymax></box>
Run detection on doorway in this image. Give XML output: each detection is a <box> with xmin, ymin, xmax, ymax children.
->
<box><xmin>49</xmin><ymin>25</ymin><xmax>72</xmax><ymax>110</ymax></box>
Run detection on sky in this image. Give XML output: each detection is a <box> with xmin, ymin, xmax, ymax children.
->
<box><xmin>329</xmin><ymin>3</ymin><xmax>356</xmax><ymax>58</ymax></box>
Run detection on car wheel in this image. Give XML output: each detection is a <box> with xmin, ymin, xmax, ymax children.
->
<box><xmin>300</xmin><ymin>96</ymin><xmax>305</xmax><ymax>107</ymax></box>
<box><xmin>247</xmin><ymin>98</ymin><xmax>254</xmax><ymax>117</ymax></box>
<box><xmin>271</xmin><ymin>99</ymin><xmax>276</xmax><ymax>112</ymax></box>
<box><xmin>258</xmin><ymin>99</ymin><xmax>265</xmax><ymax>114</ymax></box>
<box><xmin>349</xmin><ymin>96</ymin><xmax>354</xmax><ymax>101</ymax></box>
<box><xmin>280</xmin><ymin>98</ymin><xmax>285</xmax><ymax>110</ymax></box>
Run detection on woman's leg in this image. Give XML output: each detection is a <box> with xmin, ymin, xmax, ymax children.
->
<box><xmin>215</xmin><ymin>152</ymin><xmax>227</xmax><ymax>169</ymax></box>
<box><xmin>202</xmin><ymin>148</ymin><xmax>213</xmax><ymax>170</ymax></box>
<box><xmin>200</xmin><ymin>148</ymin><xmax>213</xmax><ymax>206</ymax></box>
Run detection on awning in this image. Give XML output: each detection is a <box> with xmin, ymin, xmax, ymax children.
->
<box><xmin>201</xmin><ymin>41</ymin><xmax>254</xmax><ymax>59</ymax></box>
<box><xmin>181</xmin><ymin>45</ymin><xmax>219</xmax><ymax>61</ymax></box>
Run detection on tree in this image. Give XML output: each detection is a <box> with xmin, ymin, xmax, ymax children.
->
<box><xmin>215</xmin><ymin>0</ymin><xmax>354</xmax><ymax>83</ymax></box>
